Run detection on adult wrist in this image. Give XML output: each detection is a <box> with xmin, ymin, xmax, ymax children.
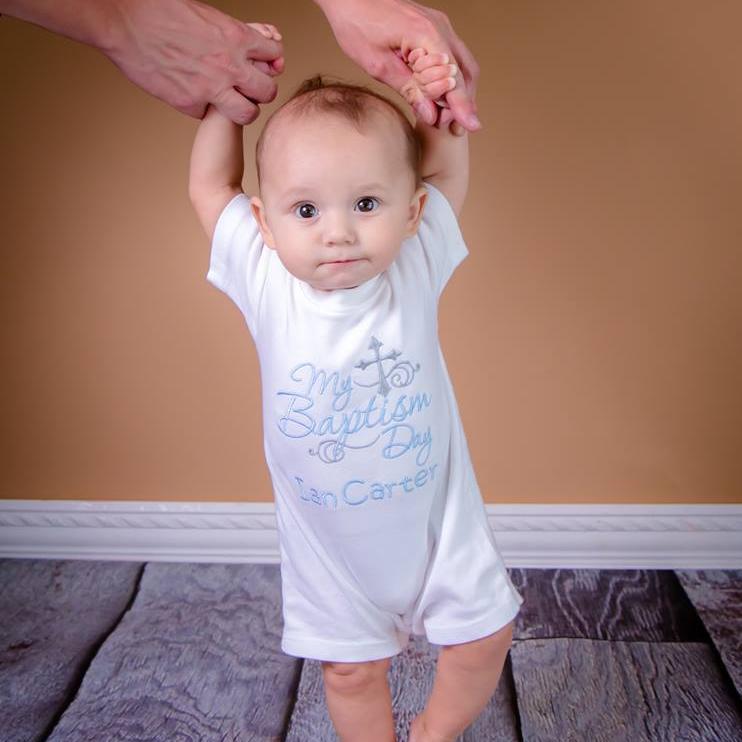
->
<box><xmin>90</xmin><ymin>0</ymin><xmax>132</xmax><ymax>56</ymax></box>
<box><xmin>312</xmin><ymin>0</ymin><xmax>341</xmax><ymax>14</ymax></box>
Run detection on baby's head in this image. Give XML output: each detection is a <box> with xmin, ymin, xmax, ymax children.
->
<box><xmin>250</xmin><ymin>76</ymin><xmax>428</xmax><ymax>292</ymax></box>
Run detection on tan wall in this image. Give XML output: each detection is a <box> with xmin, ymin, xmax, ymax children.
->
<box><xmin>1</xmin><ymin>1</ymin><xmax>740</xmax><ymax>504</ymax></box>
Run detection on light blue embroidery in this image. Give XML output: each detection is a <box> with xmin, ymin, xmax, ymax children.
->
<box><xmin>276</xmin><ymin>335</ymin><xmax>434</xmax><ymax>479</ymax></box>
<box><xmin>286</xmin><ymin>363</ymin><xmax>353</xmax><ymax>412</ymax></box>
<box><xmin>276</xmin><ymin>389</ymin><xmax>432</xmax><ymax>463</ymax></box>
<box><xmin>294</xmin><ymin>463</ymin><xmax>439</xmax><ymax>510</ymax></box>
<box><xmin>380</xmin><ymin>423</ymin><xmax>432</xmax><ymax>466</ymax></box>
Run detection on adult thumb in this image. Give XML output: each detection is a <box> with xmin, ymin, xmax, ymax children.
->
<box><xmin>445</xmin><ymin>84</ymin><xmax>481</xmax><ymax>131</ymax></box>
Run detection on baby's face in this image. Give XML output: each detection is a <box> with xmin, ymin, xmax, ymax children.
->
<box><xmin>251</xmin><ymin>109</ymin><xmax>427</xmax><ymax>291</ymax></box>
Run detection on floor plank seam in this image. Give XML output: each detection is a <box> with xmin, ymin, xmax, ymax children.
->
<box><xmin>514</xmin><ymin>636</ymin><xmax>718</xmax><ymax>645</ymax></box>
<box><xmin>280</xmin><ymin>658</ymin><xmax>306</xmax><ymax>742</ymax></box>
<box><xmin>38</xmin><ymin>562</ymin><xmax>147</xmax><ymax>742</ymax></box>
<box><xmin>510</xmin><ymin>658</ymin><xmax>526</xmax><ymax>742</ymax></box>
<box><xmin>698</xmin><ymin>641</ymin><xmax>742</xmax><ymax>711</ymax></box>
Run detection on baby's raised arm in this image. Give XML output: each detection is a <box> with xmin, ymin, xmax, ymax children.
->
<box><xmin>188</xmin><ymin>105</ymin><xmax>245</xmax><ymax>243</ymax></box>
<box><xmin>188</xmin><ymin>22</ymin><xmax>281</xmax><ymax>242</ymax></box>
<box><xmin>405</xmin><ymin>48</ymin><xmax>470</xmax><ymax>218</ymax></box>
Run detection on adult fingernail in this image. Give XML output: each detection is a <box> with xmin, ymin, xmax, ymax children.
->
<box><xmin>467</xmin><ymin>113</ymin><xmax>482</xmax><ymax>129</ymax></box>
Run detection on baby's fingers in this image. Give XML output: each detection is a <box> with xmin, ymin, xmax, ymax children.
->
<box><xmin>415</xmin><ymin>72</ymin><xmax>456</xmax><ymax>101</ymax></box>
<box><xmin>408</xmin><ymin>49</ymin><xmax>457</xmax><ymax>102</ymax></box>
<box><xmin>408</xmin><ymin>47</ymin><xmax>449</xmax><ymax>72</ymax></box>
<box><xmin>414</xmin><ymin>62</ymin><xmax>458</xmax><ymax>87</ymax></box>
<box><xmin>246</xmin><ymin>22</ymin><xmax>282</xmax><ymax>41</ymax></box>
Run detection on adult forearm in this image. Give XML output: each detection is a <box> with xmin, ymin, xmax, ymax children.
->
<box><xmin>0</xmin><ymin>0</ymin><xmax>124</xmax><ymax>51</ymax></box>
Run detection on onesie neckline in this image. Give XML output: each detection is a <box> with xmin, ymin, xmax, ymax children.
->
<box><xmin>298</xmin><ymin>272</ymin><xmax>384</xmax><ymax>314</ymax></box>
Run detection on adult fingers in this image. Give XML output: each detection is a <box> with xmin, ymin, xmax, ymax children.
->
<box><xmin>213</xmin><ymin>87</ymin><xmax>262</xmax><ymax>125</ymax></box>
<box><xmin>444</xmin><ymin>84</ymin><xmax>479</xmax><ymax>131</ymax></box>
<box><xmin>435</xmin><ymin>105</ymin><xmax>465</xmax><ymax>136</ymax></box>
<box><xmin>252</xmin><ymin>58</ymin><xmax>284</xmax><ymax>77</ymax></box>
<box><xmin>445</xmin><ymin>35</ymin><xmax>481</xmax><ymax>130</ymax></box>
<box><xmin>243</xmin><ymin>27</ymin><xmax>284</xmax><ymax>63</ymax></box>
<box><xmin>232</xmin><ymin>56</ymin><xmax>280</xmax><ymax>105</ymax></box>
<box><xmin>237</xmin><ymin>23</ymin><xmax>284</xmax><ymax>99</ymax></box>
<box><xmin>449</xmin><ymin>34</ymin><xmax>479</xmax><ymax>107</ymax></box>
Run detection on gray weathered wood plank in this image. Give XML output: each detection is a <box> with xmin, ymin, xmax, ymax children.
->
<box><xmin>285</xmin><ymin>632</ymin><xmax>520</xmax><ymax>741</ymax></box>
<box><xmin>0</xmin><ymin>558</ymin><xmax>143</xmax><ymax>742</ymax></box>
<box><xmin>675</xmin><ymin>569</ymin><xmax>742</xmax><ymax>698</ymax></box>
<box><xmin>508</xmin><ymin>568</ymin><xmax>708</xmax><ymax>641</ymax></box>
<box><xmin>511</xmin><ymin>637</ymin><xmax>742</xmax><ymax>741</ymax></box>
<box><xmin>46</xmin><ymin>562</ymin><xmax>301</xmax><ymax>742</ymax></box>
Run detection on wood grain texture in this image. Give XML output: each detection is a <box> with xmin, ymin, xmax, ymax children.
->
<box><xmin>45</xmin><ymin>563</ymin><xmax>301</xmax><ymax>742</ymax></box>
<box><xmin>0</xmin><ymin>558</ymin><xmax>143</xmax><ymax>742</ymax></box>
<box><xmin>5</xmin><ymin>561</ymin><xmax>740</xmax><ymax>741</ymax></box>
<box><xmin>285</xmin><ymin>632</ymin><xmax>521</xmax><ymax>741</ymax></box>
<box><xmin>509</xmin><ymin>568</ymin><xmax>708</xmax><ymax>641</ymax></box>
<box><xmin>675</xmin><ymin>569</ymin><xmax>742</xmax><ymax>698</ymax></box>
<box><xmin>511</xmin><ymin>637</ymin><xmax>742</xmax><ymax>741</ymax></box>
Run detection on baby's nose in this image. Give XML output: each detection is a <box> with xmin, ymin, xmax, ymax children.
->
<box><xmin>322</xmin><ymin>211</ymin><xmax>356</xmax><ymax>245</ymax></box>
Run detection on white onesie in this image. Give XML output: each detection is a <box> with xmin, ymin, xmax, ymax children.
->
<box><xmin>207</xmin><ymin>182</ymin><xmax>524</xmax><ymax>662</ymax></box>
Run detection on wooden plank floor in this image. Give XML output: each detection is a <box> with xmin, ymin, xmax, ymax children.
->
<box><xmin>1</xmin><ymin>560</ymin><xmax>740</xmax><ymax>741</ymax></box>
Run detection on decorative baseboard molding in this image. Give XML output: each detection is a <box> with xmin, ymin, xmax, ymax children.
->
<box><xmin>0</xmin><ymin>500</ymin><xmax>740</xmax><ymax>568</ymax></box>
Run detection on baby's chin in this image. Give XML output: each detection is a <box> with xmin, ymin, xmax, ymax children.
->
<box><xmin>311</xmin><ymin>282</ymin><xmax>361</xmax><ymax>292</ymax></box>
<box><xmin>308</xmin><ymin>263</ymin><xmax>381</xmax><ymax>291</ymax></box>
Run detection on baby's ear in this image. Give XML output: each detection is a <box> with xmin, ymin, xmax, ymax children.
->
<box><xmin>405</xmin><ymin>185</ymin><xmax>428</xmax><ymax>237</ymax></box>
<box><xmin>250</xmin><ymin>196</ymin><xmax>276</xmax><ymax>249</ymax></box>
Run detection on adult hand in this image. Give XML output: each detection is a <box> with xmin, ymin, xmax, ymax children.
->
<box><xmin>406</xmin><ymin>47</ymin><xmax>466</xmax><ymax>136</ymax></box>
<box><xmin>0</xmin><ymin>0</ymin><xmax>284</xmax><ymax>124</ymax></box>
<box><xmin>104</xmin><ymin>0</ymin><xmax>284</xmax><ymax>124</ymax></box>
<box><xmin>315</xmin><ymin>0</ymin><xmax>480</xmax><ymax>132</ymax></box>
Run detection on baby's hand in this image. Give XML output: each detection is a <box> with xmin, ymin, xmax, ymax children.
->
<box><xmin>402</xmin><ymin>47</ymin><xmax>465</xmax><ymax>136</ymax></box>
<box><xmin>245</xmin><ymin>22</ymin><xmax>284</xmax><ymax>76</ymax></box>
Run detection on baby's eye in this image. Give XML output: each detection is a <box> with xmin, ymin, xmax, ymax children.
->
<box><xmin>355</xmin><ymin>197</ymin><xmax>379</xmax><ymax>213</ymax></box>
<box><xmin>295</xmin><ymin>203</ymin><xmax>317</xmax><ymax>219</ymax></box>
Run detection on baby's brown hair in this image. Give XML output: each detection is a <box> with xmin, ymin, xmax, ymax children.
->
<box><xmin>255</xmin><ymin>75</ymin><xmax>422</xmax><ymax>188</ymax></box>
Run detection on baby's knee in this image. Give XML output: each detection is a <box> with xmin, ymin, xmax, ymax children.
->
<box><xmin>322</xmin><ymin>657</ymin><xmax>391</xmax><ymax>693</ymax></box>
<box><xmin>439</xmin><ymin>620</ymin><xmax>514</xmax><ymax>671</ymax></box>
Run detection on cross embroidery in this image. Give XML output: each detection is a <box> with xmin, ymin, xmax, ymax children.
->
<box><xmin>354</xmin><ymin>335</ymin><xmax>401</xmax><ymax>397</ymax></box>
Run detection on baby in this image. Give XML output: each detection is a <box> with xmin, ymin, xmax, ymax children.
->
<box><xmin>189</xmin><ymin>24</ymin><xmax>524</xmax><ymax>742</ymax></box>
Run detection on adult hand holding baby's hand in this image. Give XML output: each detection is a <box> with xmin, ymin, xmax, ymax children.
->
<box><xmin>403</xmin><ymin>47</ymin><xmax>467</xmax><ymax>136</ymax></box>
<box><xmin>104</xmin><ymin>0</ymin><xmax>284</xmax><ymax>125</ymax></box>
<box><xmin>316</xmin><ymin>0</ymin><xmax>480</xmax><ymax>132</ymax></box>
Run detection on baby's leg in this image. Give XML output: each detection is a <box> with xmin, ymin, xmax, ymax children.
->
<box><xmin>322</xmin><ymin>657</ymin><xmax>395</xmax><ymax>742</ymax></box>
<box><xmin>411</xmin><ymin>620</ymin><xmax>515</xmax><ymax>742</ymax></box>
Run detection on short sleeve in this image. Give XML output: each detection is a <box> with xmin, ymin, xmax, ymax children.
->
<box><xmin>416</xmin><ymin>181</ymin><xmax>469</xmax><ymax>298</ymax></box>
<box><xmin>206</xmin><ymin>193</ymin><xmax>271</xmax><ymax>338</ymax></box>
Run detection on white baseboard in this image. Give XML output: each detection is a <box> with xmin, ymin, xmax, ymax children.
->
<box><xmin>0</xmin><ymin>500</ymin><xmax>740</xmax><ymax>568</ymax></box>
